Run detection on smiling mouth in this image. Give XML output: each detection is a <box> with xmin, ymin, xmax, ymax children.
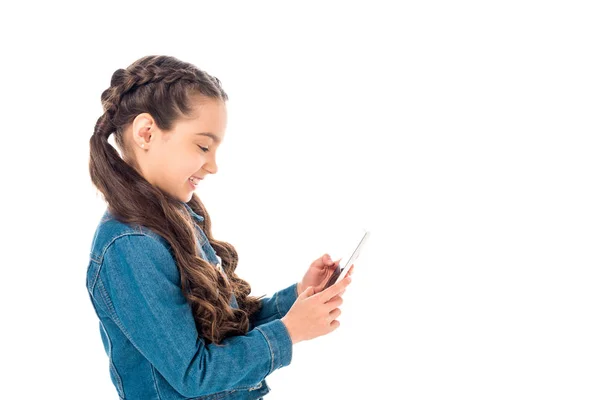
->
<box><xmin>189</xmin><ymin>176</ymin><xmax>204</xmax><ymax>185</ymax></box>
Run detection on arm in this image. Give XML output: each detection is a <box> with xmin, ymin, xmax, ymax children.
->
<box><xmin>100</xmin><ymin>234</ymin><xmax>293</xmax><ymax>398</ymax></box>
<box><xmin>249</xmin><ymin>282</ymin><xmax>299</xmax><ymax>329</ymax></box>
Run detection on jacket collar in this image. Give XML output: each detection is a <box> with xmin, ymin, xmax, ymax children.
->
<box><xmin>181</xmin><ymin>201</ymin><xmax>205</xmax><ymax>222</ymax></box>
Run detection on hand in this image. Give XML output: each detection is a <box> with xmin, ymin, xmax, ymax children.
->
<box><xmin>297</xmin><ymin>254</ymin><xmax>355</xmax><ymax>296</ymax></box>
<box><xmin>283</xmin><ymin>273</ymin><xmax>353</xmax><ymax>344</ymax></box>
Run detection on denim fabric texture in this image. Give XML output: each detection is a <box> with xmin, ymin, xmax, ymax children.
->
<box><xmin>86</xmin><ymin>201</ymin><xmax>298</xmax><ymax>399</ymax></box>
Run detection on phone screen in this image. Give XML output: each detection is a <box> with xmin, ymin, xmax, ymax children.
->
<box><xmin>323</xmin><ymin>264</ymin><xmax>344</xmax><ymax>290</ymax></box>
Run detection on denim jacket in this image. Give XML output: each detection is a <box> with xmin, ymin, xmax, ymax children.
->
<box><xmin>85</xmin><ymin>201</ymin><xmax>298</xmax><ymax>399</ymax></box>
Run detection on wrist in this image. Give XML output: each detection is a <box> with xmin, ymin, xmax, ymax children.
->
<box><xmin>296</xmin><ymin>282</ymin><xmax>302</xmax><ymax>296</ymax></box>
<box><xmin>281</xmin><ymin>316</ymin><xmax>299</xmax><ymax>345</ymax></box>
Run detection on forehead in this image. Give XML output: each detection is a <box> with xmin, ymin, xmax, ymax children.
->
<box><xmin>176</xmin><ymin>97</ymin><xmax>227</xmax><ymax>141</ymax></box>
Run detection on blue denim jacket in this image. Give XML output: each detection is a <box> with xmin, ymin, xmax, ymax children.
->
<box><xmin>85</xmin><ymin>201</ymin><xmax>298</xmax><ymax>399</ymax></box>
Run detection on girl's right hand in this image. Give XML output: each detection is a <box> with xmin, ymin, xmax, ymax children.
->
<box><xmin>281</xmin><ymin>274</ymin><xmax>352</xmax><ymax>344</ymax></box>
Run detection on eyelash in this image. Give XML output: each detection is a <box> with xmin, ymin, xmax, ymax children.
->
<box><xmin>198</xmin><ymin>145</ymin><xmax>210</xmax><ymax>153</ymax></box>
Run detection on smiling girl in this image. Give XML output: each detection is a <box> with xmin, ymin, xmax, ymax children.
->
<box><xmin>86</xmin><ymin>55</ymin><xmax>353</xmax><ymax>400</ymax></box>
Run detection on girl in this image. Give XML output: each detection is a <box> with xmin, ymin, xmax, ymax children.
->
<box><xmin>86</xmin><ymin>55</ymin><xmax>354</xmax><ymax>400</ymax></box>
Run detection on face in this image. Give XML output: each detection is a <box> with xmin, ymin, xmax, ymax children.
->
<box><xmin>127</xmin><ymin>95</ymin><xmax>227</xmax><ymax>203</ymax></box>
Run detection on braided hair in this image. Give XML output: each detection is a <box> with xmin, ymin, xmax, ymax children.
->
<box><xmin>89</xmin><ymin>55</ymin><xmax>264</xmax><ymax>345</ymax></box>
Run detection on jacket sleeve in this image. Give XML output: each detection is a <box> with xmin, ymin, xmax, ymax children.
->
<box><xmin>249</xmin><ymin>282</ymin><xmax>299</xmax><ymax>329</ymax></box>
<box><xmin>99</xmin><ymin>234</ymin><xmax>293</xmax><ymax>398</ymax></box>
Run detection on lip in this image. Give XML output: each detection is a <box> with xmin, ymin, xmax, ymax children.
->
<box><xmin>188</xmin><ymin>176</ymin><xmax>203</xmax><ymax>190</ymax></box>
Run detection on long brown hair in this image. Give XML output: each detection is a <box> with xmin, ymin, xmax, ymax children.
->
<box><xmin>89</xmin><ymin>55</ymin><xmax>264</xmax><ymax>346</ymax></box>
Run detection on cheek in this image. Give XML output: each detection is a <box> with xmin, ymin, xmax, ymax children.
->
<box><xmin>182</xmin><ymin>155</ymin><xmax>205</xmax><ymax>176</ymax></box>
<box><xmin>153</xmin><ymin>151</ymin><xmax>187</xmax><ymax>182</ymax></box>
<box><xmin>160</xmin><ymin>144</ymin><xmax>206</xmax><ymax>180</ymax></box>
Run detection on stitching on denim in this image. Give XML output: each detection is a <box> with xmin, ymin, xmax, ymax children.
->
<box><xmin>274</xmin><ymin>290</ymin><xmax>284</xmax><ymax>319</ymax></box>
<box><xmin>97</xmin><ymin>275</ymin><xmax>142</xmax><ymax>357</ymax></box>
<box><xmin>150</xmin><ymin>365</ymin><xmax>163</xmax><ymax>400</ymax></box>
<box><xmin>255</xmin><ymin>326</ymin><xmax>275</xmax><ymax>375</ymax></box>
<box><xmin>98</xmin><ymin>231</ymin><xmax>149</xmax><ymax>264</ymax></box>
<box><xmin>97</xmin><ymin>280</ymin><xmax>121</xmax><ymax>331</ymax></box>
<box><xmin>188</xmin><ymin>389</ymin><xmax>235</xmax><ymax>399</ymax></box>
<box><xmin>100</xmin><ymin>319</ymin><xmax>125</xmax><ymax>398</ymax></box>
<box><xmin>90</xmin><ymin>260</ymin><xmax>101</xmax><ymax>294</ymax></box>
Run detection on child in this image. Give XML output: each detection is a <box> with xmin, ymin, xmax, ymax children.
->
<box><xmin>86</xmin><ymin>55</ymin><xmax>353</xmax><ymax>399</ymax></box>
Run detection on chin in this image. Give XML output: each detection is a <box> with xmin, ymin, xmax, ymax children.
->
<box><xmin>171</xmin><ymin>188</ymin><xmax>193</xmax><ymax>203</ymax></box>
<box><xmin>184</xmin><ymin>189</ymin><xmax>195</xmax><ymax>202</ymax></box>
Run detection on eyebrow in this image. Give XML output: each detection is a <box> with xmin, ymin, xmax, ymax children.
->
<box><xmin>194</xmin><ymin>132</ymin><xmax>221</xmax><ymax>144</ymax></box>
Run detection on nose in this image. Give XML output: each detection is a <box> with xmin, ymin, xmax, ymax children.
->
<box><xmin>203</xmin><ymin>156</ymin><xmax>218</xmax><ymax>175</ymax></box>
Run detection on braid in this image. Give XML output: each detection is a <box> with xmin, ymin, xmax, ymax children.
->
<box><xmin>102</xmin><ymin>57</ymin><xmax>216</xmax><ymax>116</ymax></box>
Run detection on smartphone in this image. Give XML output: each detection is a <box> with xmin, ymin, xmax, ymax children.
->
<box><xmin>323</xmin><ymin>230</ymin><xmax>370</xmax><ymax>290</ymax></box>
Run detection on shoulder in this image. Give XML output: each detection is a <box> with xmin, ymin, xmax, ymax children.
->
<box><xmin>89</xmin><ymin>209</ymin><xmax>170</xmax><ymax>264</ymax></box>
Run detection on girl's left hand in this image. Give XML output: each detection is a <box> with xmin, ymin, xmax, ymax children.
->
<box><xmin>297</xmin><ymin>254</ymin><xmax>354</xmax><ymax>295</ymax></box>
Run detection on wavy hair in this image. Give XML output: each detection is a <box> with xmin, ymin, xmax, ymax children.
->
<box><xmin>89</xmin><ymin>55</ymin><xmax>264</xmax><ymax>345</ymax></box>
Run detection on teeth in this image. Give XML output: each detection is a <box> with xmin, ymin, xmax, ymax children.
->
<box><xmin>189</xmin><ymin>177</ymin><xmax>198</xmax><ymax>185</ymax></box>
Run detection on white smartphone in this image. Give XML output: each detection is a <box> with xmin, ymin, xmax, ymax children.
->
<box><xmin>323</xmin><ymin>229</ymin><xmax>370</xmax><ymax>290</ymax></box>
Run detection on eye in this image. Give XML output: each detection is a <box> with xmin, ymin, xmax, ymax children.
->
<box><xmin>197</xmin><ymin>145</ymin><xmax>210</xmax><ymax>153</ymax></box>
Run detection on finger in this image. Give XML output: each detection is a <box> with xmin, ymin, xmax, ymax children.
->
<box><xmin>299</xmin><ymin>286</ymin><xmax>315</xmax><ymax>299</ymax></box>
<box><xmin>318</xmin><ymin>254</ymin><xmax>330</xmax><ymax>267</ymax></box>
<box><xmin>329</xmin><ymin>308</ymin><xmax>342</xmax><ymax>321</ymax></box>
<box><xmin>319</xmin><ymin>274</ymin><xmax>351</xmax><ymax>302</ymax></box>
<box><xmin>326</xmin><ymin>258</ymin><xmax>342</xmax><ymax>272</ymax></box>
<box><xmin>311</xmin><ymin>254</ymin><xmax>330</xmax><ymax>270</ymax></box>
<box><xmin>325</xmin><ymin>295</ymin><xmax>343</xmax><ymax>309</ymax></box>
<box><xmin>326</xmin><ymin>258</ymin><xmax>342</xmax><ymax>275</ymax></box>
<box><xmin>324</xmin><ymin>253</ymin><xmax>336</xmax><ymax>266</ymax></box>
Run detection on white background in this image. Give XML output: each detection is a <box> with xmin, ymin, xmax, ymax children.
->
<box><xmin>1</xmin><ymin>1</ymin><xmax>599</xmax><ymax>399</ymax></box>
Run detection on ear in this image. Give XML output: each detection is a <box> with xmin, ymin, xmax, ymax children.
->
<box><xmin>131</xmin><ymin>113</ymin><xmax>155</xmax><ymax>149</ymax></box>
